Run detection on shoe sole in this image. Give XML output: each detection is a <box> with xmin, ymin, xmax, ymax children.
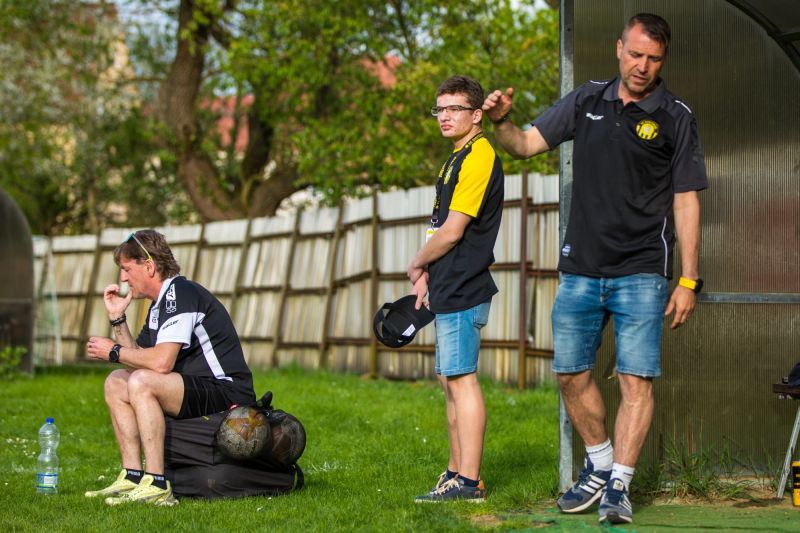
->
<box><xmin>558</xmin><ymin>489</ymin><xmax>603</xmax><ymax>514</ymax></box>
<box><xmin>414</xmin><ymin>498</ymin><xmax>486</xmax><ymax>504</ymax></box>
<box><xmin>414</xmin><ymin>496</ymin><xmax>486</xmax><ymax>504</ymax></box>
<box><xmin>105</xmin><ymin>495</ymin><xmax>179</xmax><ymax>507</ymax></box>
<box><xmin>599</xmin><ymin>512</ymin><xmax>632</xmax><ymax>524</ymax></box>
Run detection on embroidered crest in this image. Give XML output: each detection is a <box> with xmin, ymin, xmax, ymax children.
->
<box><xmin>635</xmin><ymin>119</ymin><xmax>659</xmax><ymax>140</ymax></box>
<box><xmin>166</xmin><ymin>284</ymin><xmax>177</xmax><ymax>314</ymax></box>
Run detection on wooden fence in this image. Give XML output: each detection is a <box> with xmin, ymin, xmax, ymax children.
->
<box><xmin>33</xmin><ymin>172</ymin><xmax>561</xmax><ymax>387</ymax></box>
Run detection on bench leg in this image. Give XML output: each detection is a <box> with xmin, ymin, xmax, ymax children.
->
<box><xmin>777</xmin><ymin>404</ymin><xmax>800</xmax><ymax>499</ymax></box>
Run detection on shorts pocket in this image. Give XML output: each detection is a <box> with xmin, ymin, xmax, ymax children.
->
<box><xmin>472</xmin><ymin>300</ymin><xmax>491</xmax><ymax>329</ymax></box>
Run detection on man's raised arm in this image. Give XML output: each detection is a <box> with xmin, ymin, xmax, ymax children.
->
<box><xmin>482</xmin><ymin>87</ymin><xmax>551</xmax><ymax>159</ymax></box>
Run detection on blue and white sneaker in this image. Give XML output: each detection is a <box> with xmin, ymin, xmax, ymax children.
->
<box><xmin>414</xmin><ymin>477</ymin><xmax>486</xmax><ymax>503</ymax></box>
<box><xmin>598</xmin><ymin>478</ymin><xmax>633</xmax><ymax>524</ymax></box>
<box><xmin>557</xmin><ymin>456</ymin><xmax>611</xmax><ymax>513</ymax></box>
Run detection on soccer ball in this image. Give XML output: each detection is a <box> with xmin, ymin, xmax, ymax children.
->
<box><xmin>216</xmin><ymin>406</ymin><xmax>272</xmax><ymax>460</ymax></box>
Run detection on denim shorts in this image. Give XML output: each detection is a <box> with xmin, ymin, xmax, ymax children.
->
<box><xmin>435</xmin><ymin>299</ymin><xmax>492</xmax><ymax>377</ymax></box>
<box><xmin>551</xmin><ymin>273</ymin><xmax>669</xmax><ymax>378</ymax></box>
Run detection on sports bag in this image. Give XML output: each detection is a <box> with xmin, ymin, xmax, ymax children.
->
<box><xmin>164</xmin><ymin>391</ymin><xmax>305</xmax><ymax>499</ymax></box>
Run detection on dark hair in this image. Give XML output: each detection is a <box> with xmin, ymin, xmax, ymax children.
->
<box><xmin>114</xmin><ymin>229</ymin><xmax>181</xmax><ymax>279</ymax></box>
<box><xmin>436</xmin><ymin>75</ymin><xmax>485</xmax><ymax>111</ymax></box>
<box><xmin>622</xmin><ymin>13</ymin><xmax>671</xmax><ymax>54</ymax></box>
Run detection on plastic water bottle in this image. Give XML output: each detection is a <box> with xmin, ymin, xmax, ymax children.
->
<box><xmin>36</xmin><ymin>418</ymin><xmax>60</xmax><ymax>494</ymax></box>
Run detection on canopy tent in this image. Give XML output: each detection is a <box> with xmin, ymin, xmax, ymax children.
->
<box><xmin>0</xmin><ymin>187</ymin><xmax>34</xmax><ymax>373</ymax></box>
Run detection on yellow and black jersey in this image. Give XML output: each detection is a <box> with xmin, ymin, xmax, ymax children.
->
<box><xmin>428</xmin><ymin>134</ymin><xmax>504</xmax><ymax>314</ymax></box>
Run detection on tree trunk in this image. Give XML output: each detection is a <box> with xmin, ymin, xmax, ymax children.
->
<box><xmin>249</xmin><ymin>162</ymin><xmax>301</xmax><ymax>217</ymax></box>
<box><xmin>158</xmin><ymin>0</ymin><xmax>242</xmax><ymax>221</ymax></box>
<box><xmin>158</xmin><ymin>0</ymin><xmax>303</xmax><ymax>221</ymax></box>
<box><xmin>238</xmin><ymin>92</ymin><xmax>302</xmax><ymax>217</ymax></box>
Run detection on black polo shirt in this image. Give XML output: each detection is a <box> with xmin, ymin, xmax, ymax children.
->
<box><xmin>533</xmin><ymin>77</ymin><xmax>708</xmax><ymax>279</ymax></box>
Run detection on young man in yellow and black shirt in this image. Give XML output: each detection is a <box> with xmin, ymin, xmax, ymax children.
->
<box><xmin>408</xmin><ymin>75</ymin><xmax>504</xmax><ymax>503</ymax></box>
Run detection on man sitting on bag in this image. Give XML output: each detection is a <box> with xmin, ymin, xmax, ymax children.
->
<box><xmin>85</xmin><ymin>229</ymin><xmax>255</xmax><ymax>506</ymax></box>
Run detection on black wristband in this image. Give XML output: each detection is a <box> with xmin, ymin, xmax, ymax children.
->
<box><xmin>109</xmin><ymin>314</ymin><xmax>127</xmax><ymax>327</ymax></box>
<box><xmin>491</xmin><ymin>111</ymin><xmax>511</xmax><ymax>125</ymax></box>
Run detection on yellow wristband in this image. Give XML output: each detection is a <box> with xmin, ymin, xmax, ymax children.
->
<box><xmin>678</xmin><ymin>277</ymin><xmax>698</xmax><ymax>291</ymax></box>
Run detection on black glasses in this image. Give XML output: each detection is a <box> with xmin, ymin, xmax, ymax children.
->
<box><xmin>126</xmin><ymin>232</ymin><xmax>153</xmax><ymax>262</ymax></box>
<box><xmin>430</xmin><ymin>105</ymin><xmax>476</xmax><ymax>117</ymax></box>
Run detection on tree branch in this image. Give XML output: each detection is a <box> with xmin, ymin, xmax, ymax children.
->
<box><xmin>389</xmin><ymin>0</ymin><xmax>416</xmax><ymax>62</ymax></box>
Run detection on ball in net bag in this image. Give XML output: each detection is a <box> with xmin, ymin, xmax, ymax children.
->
<box><xmin>265</xmin><ymin>409</ymin><xmax>307</xmax><ymax>466</ymax></box>
<box><xmin>216</xmin><ymin>406</ymin><xmax>272</xmax><ymax>460</ymax></box>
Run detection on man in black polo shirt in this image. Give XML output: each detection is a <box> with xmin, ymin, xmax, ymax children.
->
<box><xmin>85</xmin><ymin>229</ymin><xmax>255</xmax><ymax>506</ymax></box>
<box><xmin>483</xmin><ymin>13</ymin><xmax>707</xmax><ymax>524</ymax></box>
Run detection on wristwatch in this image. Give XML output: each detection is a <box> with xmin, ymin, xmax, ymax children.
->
<box><xmin>678</xmin><ymin>277</ymin><xmax>704</xmax><ymax>294</ymax></box>
<box><xmin>109</xmin><ymin>344</ymin><xmax>122</xmax><ymax>364</ymax></box>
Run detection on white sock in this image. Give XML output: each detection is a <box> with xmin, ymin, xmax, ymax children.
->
<box><xmin>585</xmin><ymin>439</ymin><xmax>613</xmax><ymax>472</ymax></box>
<box><xmin>611</xmin><ymin>463</ymin><xmax>635</xmax><ymax>491</ymax></box>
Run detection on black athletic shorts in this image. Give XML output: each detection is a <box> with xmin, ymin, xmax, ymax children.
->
<box><xmin>177</xmin><ymin>375</ymin><xmax>240</xmax><ymax>419</ymax></box>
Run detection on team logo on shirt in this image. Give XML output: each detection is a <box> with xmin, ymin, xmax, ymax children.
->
<box><xmin>149</xmin><ymin>308</ymin><xmax>159</xmax><ymax>330</ymax></box>
<box><xmin>635</xmin><ymin>119</ymin><xmax>659</xmax><ymax>140</ymax></box>
<box><xmin>166</xmin><ymin>284</ymin><xmax>177</xmax><ymax>314</ymax></box>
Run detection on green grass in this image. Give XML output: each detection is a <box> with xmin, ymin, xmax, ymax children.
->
<box><xmin>4</xmin><ymin>366</ymin><xmax>797</xmax><ymax>532</ymax></box>
<box><xmin>0</xmin><ymin>365</ymin><xmax>559</xmax><ymax>532</ymax></box>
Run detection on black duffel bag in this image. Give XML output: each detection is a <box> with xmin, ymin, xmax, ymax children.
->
<box><xmin>164</xmin><ymin>391</ymin><xmax>305</xmax><ymax>499</ymax></box>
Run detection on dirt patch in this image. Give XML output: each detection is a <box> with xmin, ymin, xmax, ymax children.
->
<box><xmin>470</xmin><ymin>513</ymin><xmax>555</xmax><ymax>529</ymax></box>
<box><xmin>469</xmin><ymin>514</ymin><xmax>503</xmax><ymax>527</ymax></box>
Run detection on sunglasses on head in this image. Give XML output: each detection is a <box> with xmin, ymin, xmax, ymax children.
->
<box><xmin>126</xmin><ymin>232</ymin><xmax>153</xmax><ymax>262</ymax></box>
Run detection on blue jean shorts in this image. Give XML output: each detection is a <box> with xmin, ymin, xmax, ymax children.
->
<box><xmin>435</xmin><ymin>299</ymin><xmax>492</xmax><ymax>377</ymax></box>
<box><xmin>551</xmin><ymin>273</ymin><xmax>669</xmax><ymax>378</ymax></box>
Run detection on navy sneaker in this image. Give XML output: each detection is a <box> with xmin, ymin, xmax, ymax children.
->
<box><xmin>557</xmin><ymin>456</ymin><xmax>611</xmax><ymax>513</ymax></box>
<box><xmin>598</xmin><ymin>478</ymin><xmax>633</xmax><ymax>524</ymax></box>
<box><xmin>415</xmin><ymin>477</ymin><xmax>486</xmax><ymax>503</ymax></box>
<box><xmin>426</xmin><ymin>471</ymin><xmax>450</xmax><ymax>494</ymax></box>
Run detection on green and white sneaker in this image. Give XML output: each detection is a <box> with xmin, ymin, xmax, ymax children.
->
<box><xmin>104</xmin><ymin>474</ymin><xmax>178</xmax><ymax>507</ymax></box>
<box><xmin>85</xmin><ymin>469</ymin><xmax>138</xmax><ymax>498</ymax></box>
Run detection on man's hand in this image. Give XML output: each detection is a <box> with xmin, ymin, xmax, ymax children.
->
<box><xmin>665</xmin><ymin>286</ymin><xmax>696</xmax><ymax>329</ymax></box>
<box><xmin>482</xmin><ymin>88</ymin><xmax>514</xmax><ymax>122</ymax></box>
<box><xmin>411</xmin><ymin>273</ymin><xmax>429</xmax><ymax>310</ymax></box>
<box><xmin>86</xmin><ymin>336</ymin><xmax>116</xmax><ymax>362</ymax></box>
<box><xmin>407</xmin><ymin>260</ymin><xmax>425</xmax><ymax>285</ymax></box>
<box><xmin>103</xmin><ymin>284</ymin><xmax>132</xmax><ymax>319</ymax></box>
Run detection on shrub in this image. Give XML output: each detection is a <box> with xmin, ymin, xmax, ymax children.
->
<box><xmin>0</xmin><ymin>345</ymin><xmax>26</xmax><ymax>378</ymax></box>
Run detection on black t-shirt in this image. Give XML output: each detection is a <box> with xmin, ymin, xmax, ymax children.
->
<box><xmin>427</xmin><ymin>135</ymin><xmax>505</xmax><ymax>313</ymax></box>
<box><xmin>533</xmin><ymin>77</ymin><xmax>708</xmax><ymax>278</ymax></box>
<box><xmin>136</xmin><ymin>276</ymin><xmax>255</xmax><ymax>405</ymax></box>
